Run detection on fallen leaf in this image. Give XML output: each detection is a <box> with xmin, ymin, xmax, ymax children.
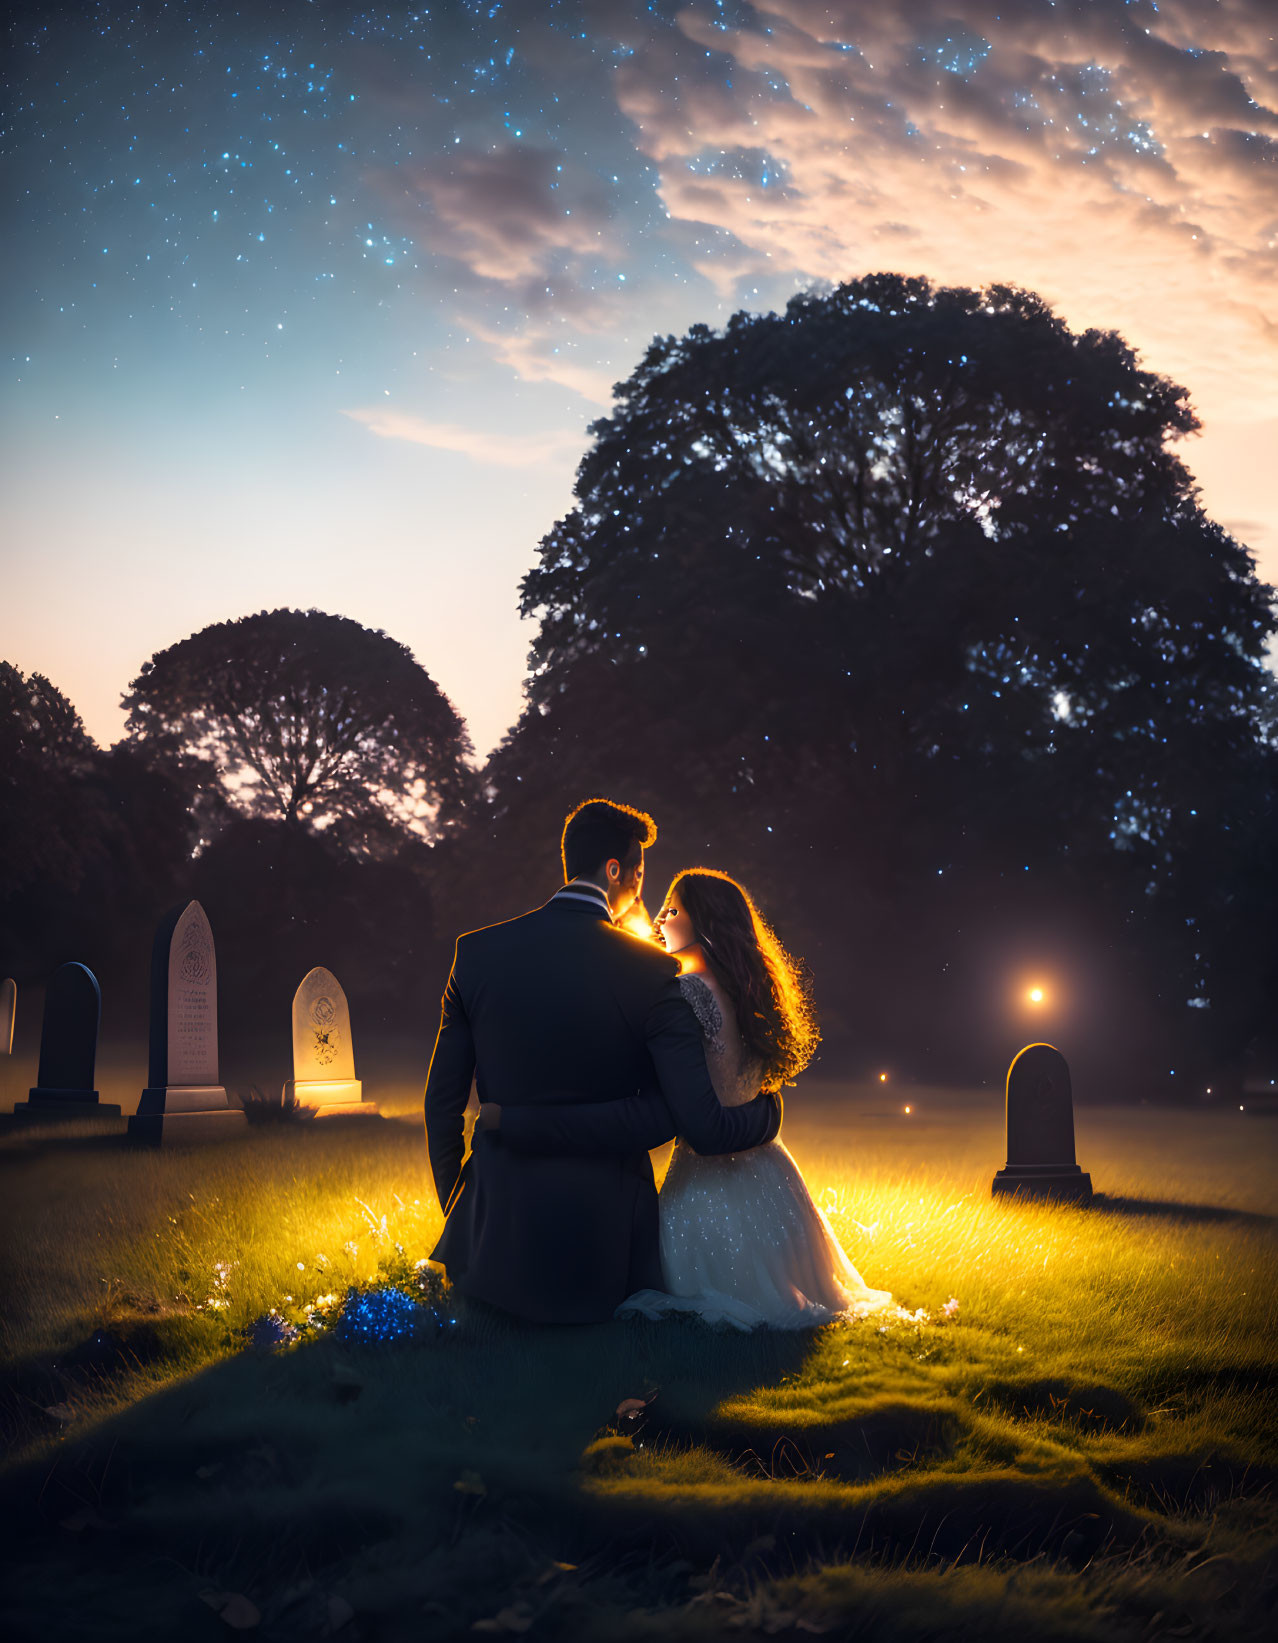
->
<box><xmin>535</xmin><ymin>1561</ymin><xmax>578</xmax><ymax>1585</ymax></box>
<box><xmin>453</xmin><ymin>1469</ymin><xmax>487</xmax><ymax>1497</ymax></box>
<box><xmin>615</xmin><ymin>1388</ymin><xmax>658</xmax><ymax>1417</ymax></box>
<box><xmin>200</xmin><ymin>1589</ymin><xmax>261</xmax><ymax>1629</ymax></box>
<box><xmin>42</xmin><ymin>1403</ymin><xmax>76</xmax><ymax>1423</ymax></box>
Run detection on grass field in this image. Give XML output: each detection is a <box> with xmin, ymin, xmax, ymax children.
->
<box><xmin>1</xmin><ymin>1090</ymin><xmax>1275</xmax><ymax>1641</ymax></box>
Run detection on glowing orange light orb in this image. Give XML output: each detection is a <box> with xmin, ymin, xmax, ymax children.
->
<box><xmin>1027</xmin><ymin>986</ymin><xmax>1045</xmax><ymax>1005</ymax></box>
<box><xmin>903</xmin><ymin>1105</ymin><xmax>912</xmax><ymax>1115</ymax></box>
<box><xmin>619</xmin><ymin>902</ymin><xmax>656</xmax><ymax>940</ymax></box>
<box><xmin>878</xmin><ymin>1072</ymin><xmax>888</xmax><ymax>1083</ymax></box>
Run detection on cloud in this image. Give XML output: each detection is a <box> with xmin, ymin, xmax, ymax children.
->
<box><xmin>351</xmin><ymin>1</ymin><xmax>1277</xmax><ymax>567</ymax></box>
<box><xmin>600</xmin><ymin>0</ymin><xmax>1278</xmax><ymax>428</ymax></box>
<box><xmin>342</xmin><ymin>407</ymin><xmax>586</xmax><ymax>469</ymax></box>
<box><xmin>464</xmin><ymin>322</ymin><xmax>619</xmax><ymax>404</ymax></box>
<box><xmin>397</xmin><ymin>142</ymin><xmax>616</xmax><ymax>282</ymax></box>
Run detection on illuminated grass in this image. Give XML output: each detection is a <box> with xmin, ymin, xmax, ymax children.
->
<box><xmin>0</xmin><ymin>1099</ymin><xmax>1274</xmax><ymax>1640</ymax></box>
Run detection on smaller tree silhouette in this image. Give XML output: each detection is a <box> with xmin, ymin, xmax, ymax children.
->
<box><xmin>0</xmin><ymin>664</ymin><xmax>197</xmax><ymax>986</ymax></box>
<box><xmin>123</xmin><ymin>609</ymin><xmax>474</xmax><ymax>854</ymax></box>
<box><xmin>0</xmin><ymin>662</ymin><xmax>96</xmax><ymax>900</ymax></box>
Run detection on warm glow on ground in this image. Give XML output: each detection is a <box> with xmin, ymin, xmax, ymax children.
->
<box><xmin>2</xmin><ymin>1100</ymin><xmax>1274</xmax><ymax>1634</ymax></box>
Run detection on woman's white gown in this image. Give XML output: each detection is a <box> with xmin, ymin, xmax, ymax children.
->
<box><xmin>619</xmin><ymin>972</ymin><xmax>892</xmax><ymax>1331</ymax></box>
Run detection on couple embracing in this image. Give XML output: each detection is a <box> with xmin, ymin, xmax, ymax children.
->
<box><xmin>424</xmin><ymin>799</ymin><xmax>889</xmax><ymax>1329</ymax></box>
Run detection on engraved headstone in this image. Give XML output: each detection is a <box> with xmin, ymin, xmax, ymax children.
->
<box><xmin>128</xmin><ymin>901</ymin><xmax>246</xmax><ymax>1145</ymax></box>
<box><xmin>284</xmin><ymin>967</ymin><xmax>378</xmax><ymax>1118</ymax></box>
<box><xmin>13</xmin><ymin>964</ymin><xmax>120</xmax><ymax>1122</ymax></box>
<box><xmin>1</xmin><ymin>978</ymin><xmax>14</xmax><ymax>1056</ymax></box>
<box><xmin>991</xmin><ymin>1042</ymin><xmax>1092</xmax><ymax>1203</ymax></box>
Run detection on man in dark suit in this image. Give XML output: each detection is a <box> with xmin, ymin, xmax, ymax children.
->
<box><xmin>424</xmin><ymin>798</ymin><xmax>781</xmax><ymax>1323</ymax></box>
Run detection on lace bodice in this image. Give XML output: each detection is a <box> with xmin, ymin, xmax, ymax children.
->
<box><xmin>679</xmin><ymin>973</ymin><xmax>763</xmax><ymax>1108</ymax></box>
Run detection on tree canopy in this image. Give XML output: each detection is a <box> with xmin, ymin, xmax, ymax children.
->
<box><xmin>478</xmin><ymin>275</ymin><xmax>1277</xmax><ymax>1079</ymax></box>
<box><xmin>0</xmin><ymin>662</ymin><xmax>96</xmax><ymax>902</ymax></box>
<box><xmin>0</xmin><ymin>664</ymin><xmax>197</xmax><ymax>989</ymax></box>
<box><xmin>123</xmin><ymin>609</ymin><xmax>474</xmax><ymax>854</ymax></box>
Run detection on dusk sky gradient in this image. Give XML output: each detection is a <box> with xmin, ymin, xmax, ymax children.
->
<box><xmin>3</xmin><ymin>0</ymin><xmax>1276</xmax><ymax>756</ymax></box>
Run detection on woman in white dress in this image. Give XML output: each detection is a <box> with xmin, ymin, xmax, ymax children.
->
<box><xmin>608</xmin><ymin>868</ymin><xmax>891</xmax><ymax>1330</ymax></box>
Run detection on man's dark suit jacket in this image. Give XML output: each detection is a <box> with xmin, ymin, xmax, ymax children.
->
<box><xmin>424</xmin><ymin>890</ymin><xmax>782</xmax><ymax>1323</ymax></box>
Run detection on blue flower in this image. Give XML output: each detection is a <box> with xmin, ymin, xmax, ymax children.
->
<box><xmin>243</xmin><ymin>1310</ymin><xmax>301</xmax><ymax>1353</ymax></box>
<box><xmin>337</xmin><ymin>1285</ymin><xmax>421</xmax><ymax>1347</ymax></box>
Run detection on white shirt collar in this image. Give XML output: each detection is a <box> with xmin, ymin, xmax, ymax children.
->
<box><xmin>553</xmin><ymin>880</ymin><xmax>615</xmax><ymax>921</ymax></box>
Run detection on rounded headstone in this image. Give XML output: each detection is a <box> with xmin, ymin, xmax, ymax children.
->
<box><xmin>12</xmin><ymin>963</ymin><xmax>121</xmax><ymax>1121</ymax></box>
<box><xmin>991</xmin><ymin>1042</ymin><xmax>1092</xmax><ymax>1204</ymax></box>
<box><xmin>293</xmin><ymin>967</ymin><xmax>357</xmax><ymax>1083</ymax></box>
<box><xmin>35</xmin><ymin>963</ymin><xmax>101</xmax><ymax>1094</ymax></box>
<box><xmin>284</xmin><ymin>966</ymin><xmax>377</xmax><ymax>1117</ymax></box>
<box><xmin>1005</xmin><ymin>1043</ymin><xmax>1076</xmax><ymax>1169</ymax></box>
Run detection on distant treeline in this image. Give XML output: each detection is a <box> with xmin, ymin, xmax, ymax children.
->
<box><xmin>4</xmin><ymin>277</ymin><xmax>1276</xmax><ymax>1098</ymax></box>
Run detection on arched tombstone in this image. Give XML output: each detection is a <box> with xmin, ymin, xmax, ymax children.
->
<box><xmin>1</xmin><ymin>978</ymin><xmax>15</xmax><ymax>1056</ymax></box>
<box><xmin>991</xmin><ymin>1043</ymin><xmax>1093</xmax><ymax>1204</ymax></box>
<box><xmin>285</xmin><ymin>967</ymin><xmax>379</xmax><ymax>1118</ymax></box>
<box><xmin>13</xmin><ymin>964</ymin><xmax>121</xmax><ymax>1122</ymax></box>
<box><xmin>128</xmin><ymin>901</ymin><xmax>247</xmax><ymax>1145</ymax></box>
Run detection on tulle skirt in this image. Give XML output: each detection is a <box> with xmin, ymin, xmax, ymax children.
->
<box><xmin>618</xmin><ymin>1137</ymin><xmax>891</xmax><ymax>1331</ymax></box>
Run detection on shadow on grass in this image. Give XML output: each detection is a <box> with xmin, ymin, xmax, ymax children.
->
<box><xmin>3</xmin><ymin>1299</ymin><xmax>1276</xmax><ymax>1641</ymax></box>
<box><xmin>0</xmin><ymin>1301</ymin><xmax>821</xmax><ymax>1637</ymax></box>
<box><xmin>651</xmin><ymin>1397</ymin><xmax>963</xmax><ymax>1484</ymax></box>
<box><xmin>0</xmin><ymin>1295</ymin><xmax>814</xmax><ymax>1531</ymax></box>
<box><xmin>974</xmin><ymin>1376</ymin><xmax>1145</xmax><ymax>1433</ymax></box>
<box><xmin>1089</xmin><ymin>1193</ymin><xmax>1274</xmax><ymax>1228</ymax></box>
<box><xmin>1098</xmin><ymin>1445</ymin><xmax>1278</xmax><ymax>1514</ymax></box>
<box><xmin>0</xmin><ymin>1121</ymin><xmax>130</xmax><ymax>1156</ymax></box>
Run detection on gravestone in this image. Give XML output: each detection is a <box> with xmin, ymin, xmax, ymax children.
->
<box><xmin>11</xmin><ymin>959</ymin><xmax>118</xmax><ymax>1117</ymax></box>
<box><xmin>1</xmin><ymin>978</ymin><xmax>14</xmax><ymax>1055</ymax></box>
<box><xmin>284</xmin><ymin>967</ymin><xmax>378</xmax><ymax>1118</ymax></box>
<box><xmin>991</xmin><ymin>1042</ymin><xmax>1093</xmax><ymax>1203</ymax></box>
<box><xmin>13</xmin><ymin>964</ymin><xmax>120</xmax><ymax>1122</ymax></box>
<box><xmin>128</xmin><ymin>901</ymin><xmax>246</xmax><ymax>1145</ymax></box>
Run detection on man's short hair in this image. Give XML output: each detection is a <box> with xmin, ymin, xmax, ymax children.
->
<box><xmin>561</xmin><ymin>798</ymin><xmax>657</xmax><ymax>882</ymax></box>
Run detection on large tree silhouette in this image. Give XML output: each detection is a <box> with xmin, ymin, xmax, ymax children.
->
<box><xmin>124</xmin><ymin>609</ymin><xmax>474</xmax><ymax>854</ymax></box>
<box><xmin>478</xmin><ymin>276</ymin><xmax>1276</xmax><ymax>1080</ymax></box>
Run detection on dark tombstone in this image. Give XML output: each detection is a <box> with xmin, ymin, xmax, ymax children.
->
<box><xmin>991</xmin><ymin>1042</ymin><xmax>1093</xmax><ymax>1204</ymax></box>
<box><xmin>128</xmin><ymin>901</ymin><xmax>247</xmax><ymax>1145</ymax></box>
<box><xmin>1</xmin><ymin>978</ymin><xmax>14</xmax><ymax>1056</ymax></box>
<box><xmin>12</xmin><ymin>964</ymin><xmax>121</xmax><ymax>1122</ymax></box>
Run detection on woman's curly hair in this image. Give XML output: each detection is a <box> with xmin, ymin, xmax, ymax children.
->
<box><xmin>666</xmin><ymin>868</ymin><xmax>818</xmax><ymax>1091</ymax></box>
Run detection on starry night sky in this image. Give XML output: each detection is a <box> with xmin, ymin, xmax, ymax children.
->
<box><xmin>3</xmin><ymin>0</ymin><xmax>1276</xmax><ymax>755</ymax></box>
